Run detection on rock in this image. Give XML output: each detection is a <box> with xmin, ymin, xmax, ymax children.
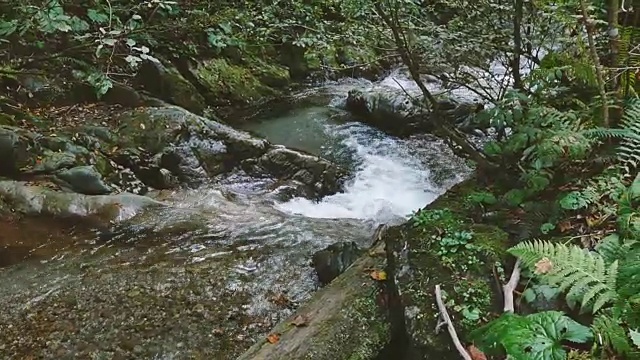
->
<box><xmin>343</xmin><ymin>87</ymin><xmax>482</xmax><ymax>137</ymax></box>
<box><xmin>388</xmin><ymin>179</ymin><xmax>510</xmax><ymax>358</ymax></box>
<box><xmin>102</xmin><ymin>83</ymin><xmax>143</xmax><ymax>108</ymax></box>
<box><xmin>0</xmin><ymin>180</ymin><xmax>162</xmax><ymax>223</ymax></box>
<box><xmin>278</xmin><ymin>42</ymin><xmax>309</xmax><ymax>81</ymax></box>
<box><xmin>187</xmin><ymin>58</ymin><xmax>280</xmax><ymax>105</ymax></box>
<box><xmin>238</xmin><ymin>231</ymin><xmax>391</xmax><ymax>360</ymax></box>
<box><xmin>247</xmin><ymin>146</ymin><xmax>348</xmax><ymax>199</ymax></box>
<box><xmin>32</xmin><ymin>150</ymin><xmax>78</xmax><ymax>173</ymax></box>
<box><xmin>311</xmin><ymin>241</ymin><xmax>362</xmax><ymax>285</ymax></box>
<box><xmin>114</xmin><ymin>106</ymin><xmax>346</xmax><ymax>198</ymax></box>
<box><xmin>136</xmin><ymin>59</ymin><xmax>206</xmax><ymax>115</ymax></box>
<box><xmin>0</xmin><ymin>126</ymin><xmax>39</xmax><ymax>176</ymax></box>
<box><xmin>253</xmin><ymin>62</ymin><xmax>290</xmax><ymax>89</ymax></box>
<box><xmin>55</xmin><ymin>165</ymin><xmax>112</xmax><ymax>195</ymax></box>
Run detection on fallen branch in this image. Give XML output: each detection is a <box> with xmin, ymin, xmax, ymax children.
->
<box><xmin>502</xmin><ymin>259</ymin><xmax>521</xmax><ymax>313</ymax></box>
<box><xmin>434</xmin><ymin>284</ymin><xmax>472</xmax><ymax>360</ymax></box>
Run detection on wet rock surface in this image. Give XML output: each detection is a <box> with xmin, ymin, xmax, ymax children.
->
<box><xmin>342</xmin><ymin>87</ymin><xmax>482</xmax><ymax>137</ymax></box>
<box><xmin>311</xmin><ymin>241</ymin><xmax>362</xmax><ymax>285</ymax></box>
<box><xmin>0</xmin><ymin>195</ymin><xmax>375</xmax><ymax>359</ymax></box>
<box><xmin>0</xmin><ymin>103</ymin><xmax>348</xmax><ymax>211</ymax></box>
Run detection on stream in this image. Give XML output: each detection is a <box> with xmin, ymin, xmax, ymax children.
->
<box><xmin>0</xmin><ymin>72</ymin><xmax>470</xmax><ymax>359</ymax></box>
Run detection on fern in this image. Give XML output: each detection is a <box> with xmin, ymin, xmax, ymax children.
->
<box><xmin>592</xmin><ymin>313</ymin><xmax>633</xmax><ymax>355</ymax></box>
<box><xmin>616</xmin><ymin>244</ymin><xmax>640</xmax><ymax>301</ymax></box>
<box><xmin>509</xmin><ymin>240</ymin><xmax>618</xmax><ymax>313</ymax></box>
<box><xmin>617</xmin><ymin>97</ymin><xmax>640</xmax><ymax>175</ymax></box>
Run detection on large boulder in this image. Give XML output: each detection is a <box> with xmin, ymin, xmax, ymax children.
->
<box><xmin>184</xmin><ymin>58</ymin><xmax>286</xmax><ymax>106</ymax></box>
<box><xmin>343</xmin><ymin>88</ymin><xmax>482</xmax><ymax>137</ymax></box>
<box><xmin>112</xmin><ymin>105</ymin><xmax>347</xmax><ymax>198</ymax></box>
<box><xmin>136</xmin><ymin>59</ymin><xmax>206</xmax><ymax>115</ymax></box>
<box><xmin>388</xmin><ymin>179</ymin><xmax>510</xmax><ymax>358</ymax></box>
<box><xmin>0</xmin><ymin>181</ymin><xmax>162</xmax><ymax>224</ymax></box>
<box><xmin>0</xmin><ymin>103</ymin><xmax>347</xmax><ymax>200</ymax></box>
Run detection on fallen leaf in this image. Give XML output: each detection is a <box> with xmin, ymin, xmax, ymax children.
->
<box><xmin>370</xmin><ymin>270</ymin><xmax>387</xmax><ymax>281</ymax></box>
<box><xmin>534</xmin><ymin>257</ymin><xmax>553</xmax><ymax>275</ymax></box>
<box><xmin>468</xmin><ymin>344</ymin><xmax>487</xmax><ymax>360</ymax></box>
<box><xmin>558</xmin><ymin>220</ymin><xmax>573</xmax><ymax>233</ymax></box>
<box><xmin>291</xmin><ymin>314</ymin><xmax>309</xmax><ymax>327</ymax></box>
<box><xmin>266</xmin><ymin>333</ymin><xmax>280</xmax><ymax>344</ymax></box>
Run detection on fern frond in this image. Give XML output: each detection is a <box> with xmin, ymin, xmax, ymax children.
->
<box><xmin>509</xmin><ymin>240</ymin><xmax>618</xmax><ymax>313</ymax></box>
<box><xmin>595</xmin><ymin>233</ymin><xmax>638</xmax><ymax>265</ymax></box>
<box><xmin>617</xmin><ymin>245</ymin><xmax>640</xmax><ymax>300</ymax></box>
<box><xmin>617</xmin><ymin>97</ymin><xmax>640</xmax><ymax>175</ymax></box>
<box><xmin>592</xmin><ymin>313</ymin><xmax>633</xmax><ymax>355</ymax></box>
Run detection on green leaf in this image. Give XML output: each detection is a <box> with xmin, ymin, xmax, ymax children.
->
<box><xmin>630</xmin><ymin>329</ymin><xmax>640</xmax><ymax>348</ymax></box>
<box><xmin>87</xmin><ymin>9</ymin><xmax>109</xmax><ymax>24</ymax></box>
<box><xmin>0</xmin><ymin>20</ymin><xmax>18</xmax><ymax>36</ymax></box>
<box><xmin>471</xmin><ymin>311</ymin><xmax>592</xmax><ymax>360</ymax></box>
<box><xmin>523</xmin><ymin>288</ymin><xmax>536</xmax><ymax>303</ymax></box>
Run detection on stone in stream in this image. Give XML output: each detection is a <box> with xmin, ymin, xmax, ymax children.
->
<box><xmin>311</xmin><ymin>241</ymin><xmax>362</xmax><ymax>285</ymax></box>
<box><xmin>0</xmin><ymin>180</ymin><xmax>162</xmax><ymax>224</ymax></box>
<box><xmin>55</xmin><ymin>165</ymin><xmax>112</xmax><ymax>195</ymax></box>
<box><xmin>0</xmin><ymin>100</ymin><xmax>348</xmax><ymax>202</ymax></box>
<box><xmin>343</xmin><ymin>87</ymin><xmax>482</xmax><ymax>137</ymax></box>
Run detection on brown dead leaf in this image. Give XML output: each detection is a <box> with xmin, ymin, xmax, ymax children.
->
<box><xmin>558</xmin><ymin>220</ymin><xmax>573</xmax><ymax>233</ymax></box>
<box><xmin>268</xmin><ymin>292</ymin><xmax>292</xmax><ymax>308</ymax></box>
<box><xmin>266</xmin><ymin>333</ymin><xmax>280</xmax><ymax>344</ymax></box>
<box><xmin>468</xmin><ymin>344</ymin><xmax>487</xmax><ymax>360</ymax></box>
<box><xmin>370</xmin><ymin>270</ymin><xmax>387</xmax><ymax>281</ymax></box>
<box><xmin>534</xmin><ymin>257</ymin><xmax>553</xmax><ymax>275</ymax></box>
<box><xmin>290</xmin><ymin>314</ymin><xmax>309</xmax><ymax>327</ymax></box>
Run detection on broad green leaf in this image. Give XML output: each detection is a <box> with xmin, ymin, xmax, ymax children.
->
<box><xmin>470</xmin><ymin>311</ymin><xmax>592</xmax><ymax>360</ymax></box>
<box><xmin>630</xmin><ymin>329</ymin><xmax>640</xmax><ymax>348</ymax></box>
<box><xmin>87</xmin><ymin>9</ymin><xmax>109</xmax><ymax>23</ymax></box>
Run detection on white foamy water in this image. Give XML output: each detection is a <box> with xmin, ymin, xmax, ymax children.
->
<box><xmin>275</xmin><ymin>121</ymin><xmax>447</xmax><ymax>224</ymax></box>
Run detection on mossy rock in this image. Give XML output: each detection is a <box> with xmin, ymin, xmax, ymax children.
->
<box><xmin>251</xmin><ymin>61</ymin><xmax>290</xmax><ymax>89</ymax></box>
<box><xmin>136</xmin><ymin>60</ymin><xmax>206</xmax><ymax>115</ymax></box>
<box><xmin>193</xmin><ymin>58</ymin><xmax>279</xmax><ymax>104</ymax></box>
<box><xmin>390</xmin><ymin>178</ymin><xmax>510</xmax><ymax>358</ymax></box>
<box><xmin>0</xmin><ymin>125</ymin><xmax>42</xmax><ymax>176</ymax></box>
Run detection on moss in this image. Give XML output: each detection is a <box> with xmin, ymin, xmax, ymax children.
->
<box><xmin>155</xmin><ymin>66</ymin><xmax>206</xmax><ymax>115</ymax></box>
<box><xmin>0</xmin><ymin>113</ymin><xmax>16</xmax><ymax>126</ymax></box>
<box><xmin>195</xmin><ymin>58</ymin><xmax>279</xmax><ymax>104</ymax></box>
<box><xmin>395</xmin><ymin>177</ymin><xmax>511</xmax><ymax>356</ymax></box>
<box><xmin>471</xmin><ymin>223</ymin><xmax>510</xmax><ymax>261</ymax></box>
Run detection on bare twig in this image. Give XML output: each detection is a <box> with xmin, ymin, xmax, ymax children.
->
<box><xmin>502</xmin><ymin>259</ymin><xmax>521</xmax><ymax>313</ymax></box>
<box><xmin>434</xmin><ymin>285</ymin><xmax>472</xmax><ymax>360</ymax></box>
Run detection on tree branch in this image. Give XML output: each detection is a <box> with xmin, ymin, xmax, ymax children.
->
<box><xmin>580</xmin><ymin>0</ymin><xmax>610</xmax><ymax>127</ymax></box>
<box><xmin>373</xmin><ymin>2</ymin><xmax>498</xmax><ymax>170</ymax></box>
<box><xmin>435</xmin><ymin>285</ymin><xmax>472</xmax><ymax>360</ymax></box>
<box><xmin>502</xmin><ymin>259</ymin><xmax>521</xmax><ymax>313</ymax></box>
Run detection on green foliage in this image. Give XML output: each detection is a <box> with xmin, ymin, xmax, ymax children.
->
<box><xmin>0</xmin><ymin>0</ymin><xmax>383</xmax><ymax>98</ymax></box>
<box><xmin>616</xmin><ymin>98</ymin><xmax>640</xmax><ymax>176</ymax></box>
<box><xmin>470</xmin><ymin>311</ymin><xmax>592</xmax><ymax>360</ymax></box>
<box><xmin>592</xmin><ymin>313</ymin><xmax>634</xmax><ymax>356</ymax></box>
<box><xmin>510</xmin><ymin>240</ymin><xmax>618</xmax><ymax>313</ymax></box>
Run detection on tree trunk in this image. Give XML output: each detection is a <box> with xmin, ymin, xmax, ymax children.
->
<box><xmin>580</xmin><ymin>0</ymin><xmax>611</xmax><ymax>127</ymax></box>
<box><xmin>512</xmin><ymin>0</ymin><xmax>524</xmax><ymax>90</ymax></box>
<box><xmin>373</xmin><ymin>2</ymin><xmax>498</xmax><ymax>170</ymax></box>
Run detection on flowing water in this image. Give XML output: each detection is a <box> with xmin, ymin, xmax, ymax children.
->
<box><xmin>0</xmin><ymin>72</ymin><xmax>471</xmax><ymax>359</ymax></box>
